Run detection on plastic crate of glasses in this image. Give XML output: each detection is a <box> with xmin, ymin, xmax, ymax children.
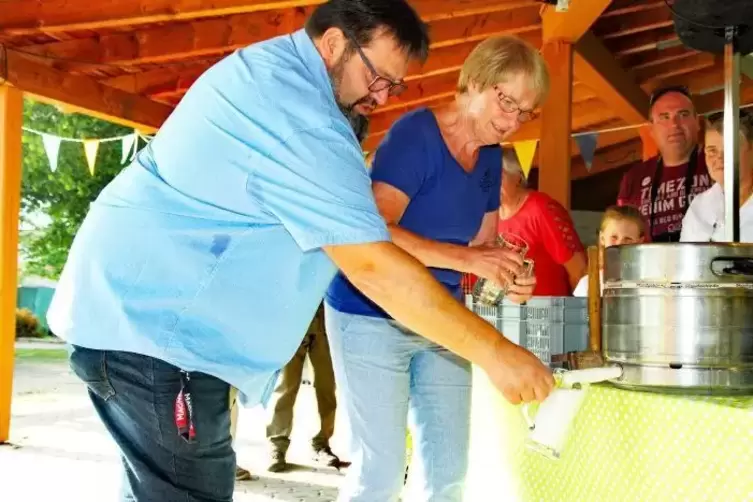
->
<box><xmin>470</xmin><ymin>296</ymin><xmax>589</xmax><ymax>365</ymax></box>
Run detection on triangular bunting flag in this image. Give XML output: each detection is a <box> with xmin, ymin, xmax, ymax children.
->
<box><xmin>639</xmin><ymin>125</ymin><xmax>658</xmax><ymax>161</ymax></box>
<box><xmin>121</xmin><ymin>133</ymin><xmax>136</xmax><ymax>164</ymax></box>
<box><xmin>130</xmin><ymin>133</ymin><xmax>142</xmax><ymax>162</ymax></box>
<box><xmin>83</xmin><ymin>140</ymin><xmax>100</xmax><ymax>175</ymax></box>
<box><xmin>41</xmin><ymin>134</ymin><xmax>61</xmax><ymax>172</ymax></box>
<box><xmin>513</xmin><ymin>140</ymin><xmax>538</xmax><ymax>178</ymax></box>
<box><xmin>575</xmin><ymin>133</ymin><xmax>599</xmax><ymax>172</ymax></box>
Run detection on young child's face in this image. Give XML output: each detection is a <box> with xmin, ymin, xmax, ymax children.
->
<box><xmin>599</xmin><ymin>219</ymin><xmax>644</xmax><ymax>248</ymax></box>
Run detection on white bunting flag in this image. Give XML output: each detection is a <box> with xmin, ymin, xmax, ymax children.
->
<box><xmin>83</xmin><ymin>140</ymin><xmax>100</xmax><ymax>175</ymax></box>
<box><xmin>41</xmin><ymin>134</ymin><xmax>62</xmax><ymax>172</ymax></box>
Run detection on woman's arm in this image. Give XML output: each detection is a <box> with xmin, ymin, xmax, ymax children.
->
<box><xmin>372</xmin><ymin>181</ymin><xmax>524</xmax><ymax>283</ymax></box>
<box><xmin>562</xmin><ymin>252</ymin><xmax>588</xmax><ymax>291</ymax></box>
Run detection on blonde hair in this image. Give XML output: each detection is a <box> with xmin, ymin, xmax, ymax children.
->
<box><xmin>600</xmin><ymin>205</ymin><xmax>646</xmax><ymax>236</ymax></box>
<box><xmin>457</xmin><ymin>35</ymin><xmax>550</xmax><ymax>107</ymax></box>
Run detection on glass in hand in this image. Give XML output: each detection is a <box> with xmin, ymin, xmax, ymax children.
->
<box><xmin>472</xmin><ymin>233</ymin><xmax>531</xmax><ymax>306</ymax></box>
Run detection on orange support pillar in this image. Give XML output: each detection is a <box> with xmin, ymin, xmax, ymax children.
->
<box><xmin>0</xmin><ymin>85</ymin><xmax>23</xmax><ymax>444</ymax></box>
<box><xmin>538</xmin><ymin>41</ymin><xmax>574</xmax><ymax>209</ymax></box>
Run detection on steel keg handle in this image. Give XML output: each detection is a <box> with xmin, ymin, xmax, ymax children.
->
<box><xmin>710</xmin><ymin>257</ymin><xmax>753</xmax><ymax>278</ymax></box>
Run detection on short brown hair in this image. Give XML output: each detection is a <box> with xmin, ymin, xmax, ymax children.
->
<box><xmin>706</xmin><ymin>109</ymin><xmax>753</xmax><ymax>142</ymax></box>
<box><xmin>601</xmin><ymin>205</ymin><xmax>646</xmax><ymax>236</ymax></box>
<box><xmin>457</xmin><ymin>35</ymin><xmax>549</xmax><ymax>107</ymax></box>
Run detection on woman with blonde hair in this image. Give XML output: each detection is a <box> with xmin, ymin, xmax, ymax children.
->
<box><xmin>325</xmin><ymin>35</ymin><xmax>551</xmax><ymax>501</ymax></box>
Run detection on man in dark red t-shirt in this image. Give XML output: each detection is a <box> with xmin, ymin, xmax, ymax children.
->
<box><xmin>617</xmin><ymin>85</ymin><xmax>711</xmax><ymax>242</ymax></box>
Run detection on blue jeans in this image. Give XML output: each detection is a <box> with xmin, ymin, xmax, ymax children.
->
<box><xmin>68</xmin><ymin>345</ymin><xmax>235</xmax><ymax>501</ymax></box>
<box><xmin>324</xmin><ymin>306</ymin><xmax>472</xmax><ymax>502</ymax></box>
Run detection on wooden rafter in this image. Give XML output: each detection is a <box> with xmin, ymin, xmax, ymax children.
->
<box><xmin>651</xmin><ymin>65</ymin><xmax>726</xmax><ymax>95</ymax></box>
<box><xmin>0</xmin><ymin>0</ymin><xmax>536</xmax><ymax>36</ymax></box>
<box><xmin>103</xmin><ymin>63</ymin><xmax>211</xmax><ymax>96</ymax></box>
<box><xmin>601</xmin><ymin>0</ymin><xmax>666</xmax><ymax>18</ymax></box>
<box><xmin>625</xmin><ymin>45</ymin><xmax>698</xmax><ymax>71</ymax></box>
<box><xmin>410</xmin><ymin>29</ymin><xmax>541</xmax><ymax>79</ymax></box>
<box><xmin>541</xmin><ymin>0</ymin><xmax>612</xmax><ymax>43</ymax></box>
<box><xmin>608</xmin><ymin>25</ymin><xmax>678</xmax><ymax>57</ymax></box>
<box><xmin>594</xmin><ymin>4</ymin><xmax>672</xmax><ymax>41</ymax></box>
<box><xmin>637</xmin><ymin>53</ymin><xmax>716</xmax><ymax>89</ymax></box>
<box><xmin>574</xmin><ymin>32</ymin><xmax>650</xmax><ymax>124</ymax></box>
<box><xmin>3</xmin><ymin>49</ymin><xmax>172</xmax><ymax>131</ymax></box>
<box><xmin>19</xmin><ymin>8</ymin><xmax>541</xmax><ymax>69</ymax></box>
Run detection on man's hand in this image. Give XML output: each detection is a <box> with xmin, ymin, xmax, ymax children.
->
<box><xmin>506</xmin><ymin>273</ymin><xmax>536</xmax><ymax>304</ymax></box>
<box><xmin>324</xmin><ymin>241</ymin><xmax>554</xmax><ymax>405</ymax></box>
<box><xmin>465</xmin><ymin>245</ymin><xmax>525</xmax><ymax>288</ymax></box>
<box><xmin>484</xmin><ymin>338</ymin><xmax>555</xmax><ymax>404</ymax></box>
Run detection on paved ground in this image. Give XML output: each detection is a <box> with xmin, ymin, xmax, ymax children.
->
<box><xmin>1</xmin><ymin>342</ymin><xmax>351</xmax><ymax>501</ymax></box>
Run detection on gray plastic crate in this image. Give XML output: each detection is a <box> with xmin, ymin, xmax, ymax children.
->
<box><xmin>471</xmin><ymin>297</ymin><xmax>589</xmax><ymax>365</ymax></box>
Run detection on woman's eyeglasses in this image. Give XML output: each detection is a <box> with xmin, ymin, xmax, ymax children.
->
<box><xmin>493</xmin><ymin>85</ymin><xmax>535</xmax><ymax>123</ymax></box>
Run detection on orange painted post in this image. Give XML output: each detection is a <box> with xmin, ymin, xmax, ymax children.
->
<box><xmin>0</xmin><ymin>85</ymin><xmax>24</xmax><ymax>444</ymax></box>
<box><xmin>538</xmin><ymin>40</ymin><xmax>574</xmax><ymax>209</ymax></box>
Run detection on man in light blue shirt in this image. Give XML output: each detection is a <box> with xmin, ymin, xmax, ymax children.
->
<box><xmin>48</xmin><ymin>1</ymin><xmax>554</xmax><ymax>500</ymax></box>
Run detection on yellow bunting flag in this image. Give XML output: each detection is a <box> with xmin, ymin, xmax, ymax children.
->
<box><xmin>83</xmin><ymin>140</ymin><xmax>100</xmax><ymax>175</ymax></box>
<box><xmin>639</xmin><ymin>125</ymin><xmax>658</xmax><ymax>161</ymax></box>
<box><xmin>513</xmin><ymin>140</ymin><xmax>538</xmax><ymax>178</ymax></box>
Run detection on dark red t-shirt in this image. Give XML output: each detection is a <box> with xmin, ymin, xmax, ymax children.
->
<box><xmin>616</xmin><ymin>151</ymin><xmax>711</xmax><ymax>241</ymax></box>
<box><xmin>464</xmin><ymin>192</ymin><xmax>585</xmax><ymax>297</ymax></box>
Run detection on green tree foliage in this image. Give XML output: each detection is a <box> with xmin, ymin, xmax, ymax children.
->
<box><xmin>21</xmin><ymin>99</ymin><xmax>136</xmax><ymax>279</ymax></box>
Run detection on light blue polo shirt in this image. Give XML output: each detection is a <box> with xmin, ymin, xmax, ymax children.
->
<box><xmin>47</xmin><ymin>29</ymin><xmax>390</xmax><ymax>406</ymax></box>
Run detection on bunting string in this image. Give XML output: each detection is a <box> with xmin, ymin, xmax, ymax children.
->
<box><xmin>21</xmin><ymin>127</ymin><xmax>153</xmax><ymax>174</ymax></box>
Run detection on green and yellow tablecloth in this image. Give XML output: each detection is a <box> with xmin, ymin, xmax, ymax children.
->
<box><xmin>465</xmin><ymin>367</ymin><xmax>753</xmax><ymax>502</ymax></box>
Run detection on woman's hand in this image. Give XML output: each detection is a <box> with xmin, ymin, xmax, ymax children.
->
<box><xmin>465</xmin><ymin>245</ymin><xmax>525</xmax><ymax>288</ymax></box>
<box><xmin>506</xmin><ymin>273</ymin><xmax>536</xmax><ymax>304</ymax></box>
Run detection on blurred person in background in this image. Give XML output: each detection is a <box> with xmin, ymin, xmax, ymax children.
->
<box><xmin>497</xmin><ymin>149</ymin><xmax>586</xmax><ymax>296</ymax></box>
<box><xmin>681</xmin><ymin>109</ymin><xmax>753</xmax><ymax>242</ymax></box>
<box><xmin>617</xmin><ymin>85</ymin><xmax>711</xmax><ymax>242</ymax></box>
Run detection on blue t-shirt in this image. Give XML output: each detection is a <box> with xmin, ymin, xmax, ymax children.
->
<box><xmin>325</xmin><ymin>108</ymin><xmax>502</xmax><ymax>318</ymax></box>
<box><xmin>46</xmin><ymin>30</ymin><xmax>390</xmax><ymax>407</ymax></box>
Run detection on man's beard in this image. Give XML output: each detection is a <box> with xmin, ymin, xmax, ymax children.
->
<box><xmin>329</xmin><ymin>56</ymin><xmax>371</xmax><ymax>143</ymax></box>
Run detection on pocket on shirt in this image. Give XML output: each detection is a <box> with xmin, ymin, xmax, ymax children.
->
<box><xmin>69</xmin><ymin>345</ymin><xmax>116</xmax><ymax>401</ymax></box>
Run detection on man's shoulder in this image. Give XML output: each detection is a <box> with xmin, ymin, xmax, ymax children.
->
<box><xmin>202</xmin><ymin>32</ymin><xmax>338</xmax><ymax>133</ymax></box>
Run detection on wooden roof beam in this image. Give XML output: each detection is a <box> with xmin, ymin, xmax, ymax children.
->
<box><xmin>608</xmin><ymin>26</ymin><xmax>679</xmax><ymax>57</ymax></box>
<box><xmin>541</xmin><ymin>0</ymin><xmax>612</xmax><ymax>43</ymax></box>
<box><xmin>2</xmin><ymin>48</ymin><xmax>171</xmax><ymax>131</ymax></box>
<box><xmin>649</xmin><ymin>64</ymin><xmax>726</xmax><ymax>96</ymax></box>
<box><xmin>0</xmin><ymin>0</ymin><xmax>535</xmax><ymax>36</ymax></box>
<box><xmin>103</xmin><ymin>63</ymin><xmax>212</xmax><ymax>96</ymax></box>
<box><xmin>574</xmin><ymin>32</ymin><xmax>650</xmax><ymax>124</ymax></box>
<box><xmin>594</xmin><ymin>4</ymin><xmax>673</xmax><ymax>41</ymax></box>
<box><xmin>624</xmin><ymin>45</ymin><xmax>699</xmax><ymax>72</ymax></box>
<box><xmin>602</xmin><ymin>0</ymin><xmax>667</xmax><ymax>18</ymax></box>
<box><xmin>19</xmin><ymin>8</ymin><xmax>541</xmax><ymax>69</ymax></box>
<box><xmin>637</xmin><ymin>53</ymin><xmax>717</xmax><ymax>89</ymax></box>
<box><xmin>694</xmin><ymin>82</ymin><xmax>753</xmax><ymax>115</ymax></box>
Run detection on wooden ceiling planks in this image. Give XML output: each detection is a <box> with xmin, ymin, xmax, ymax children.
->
<box><xmin>1</xmin><ymin>0</ymin><xmax>752</xmax><ymax>178</ymax></box>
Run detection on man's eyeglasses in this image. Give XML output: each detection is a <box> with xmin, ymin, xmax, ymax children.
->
<box><xmin>345</xmin><ymin>32</ymin><xmax>406</xmax><ymax>97</ymax></box>
<box><xmin>493</xmin><ymin>85</ymin><xmax>535</xmax><ymax>123</ymax></box>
